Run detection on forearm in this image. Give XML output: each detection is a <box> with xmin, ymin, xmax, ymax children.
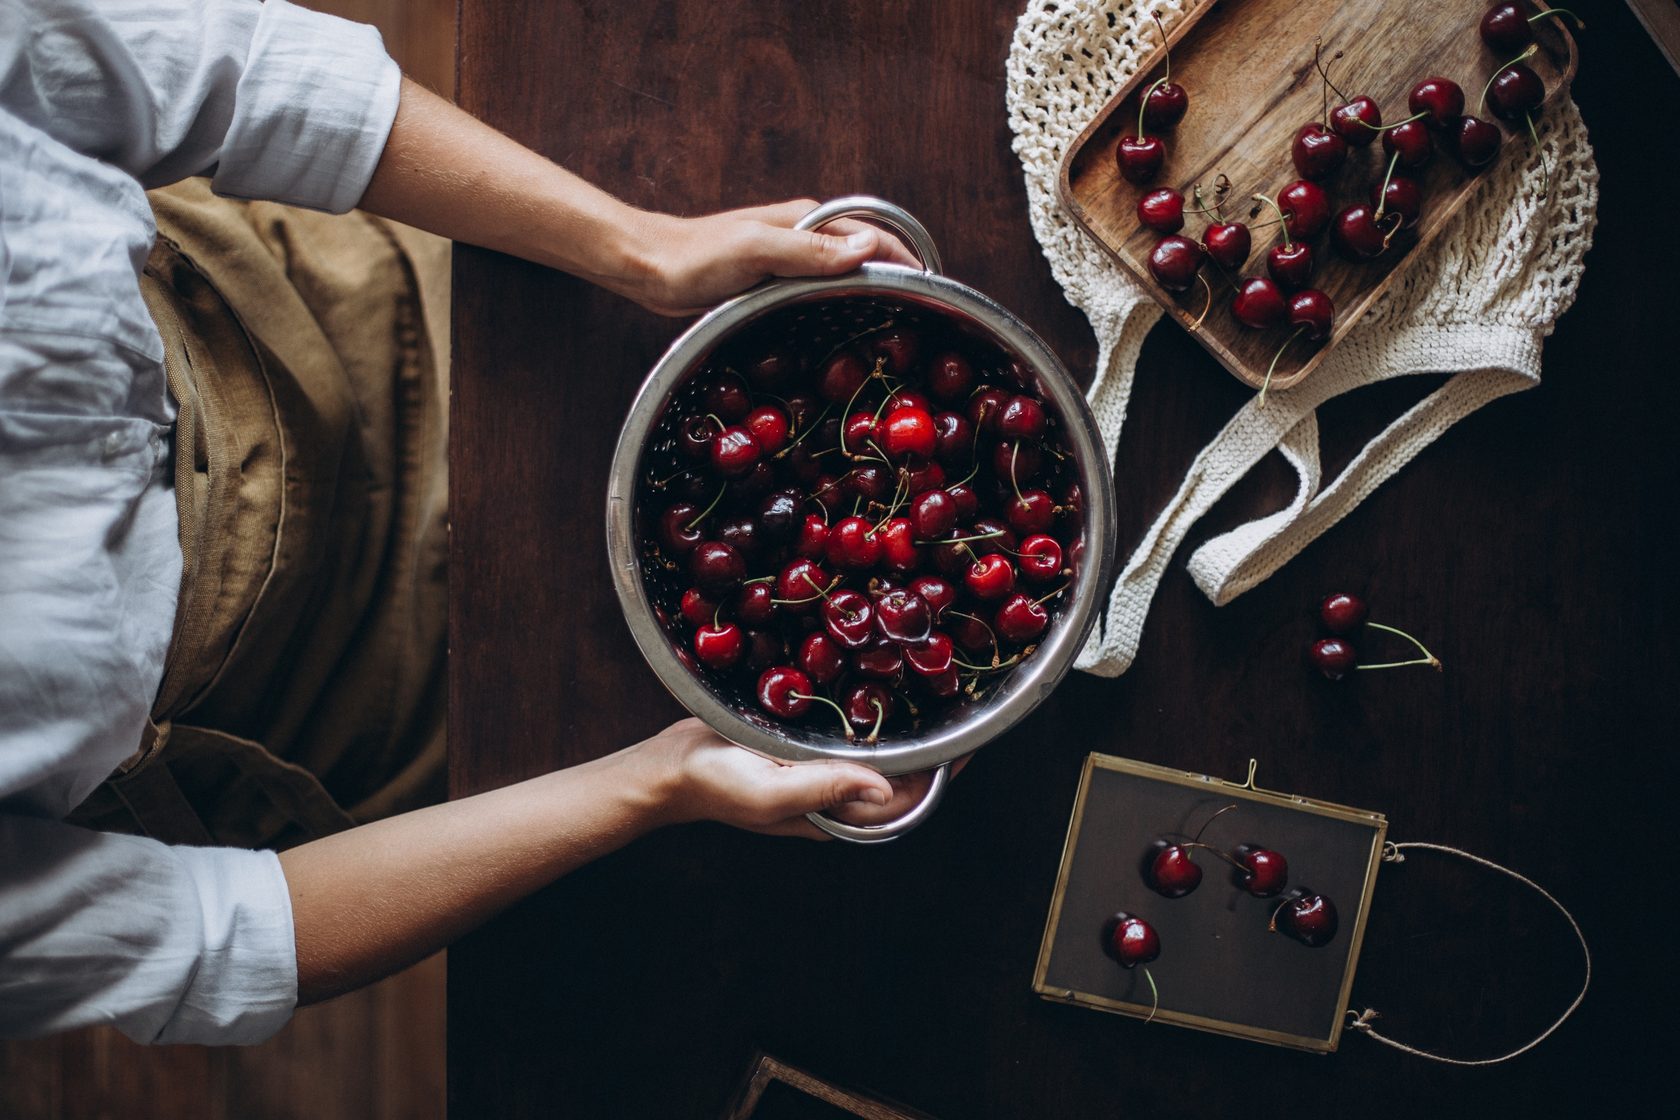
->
<box><xmin>278</xmin><ymin>745</ymin><xmax>674</xmax><ymax>1005</ymax></box>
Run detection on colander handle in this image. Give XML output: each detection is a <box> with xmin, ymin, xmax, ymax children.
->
<box><xmin>793</xmin><ymin>196</ymin><xmax>944</xmax><ymax>276</ymax></box>
<box><xmin>805</xmin><ymin>760</ymin><xmax>951</xmax><ymax>844</ymax></box>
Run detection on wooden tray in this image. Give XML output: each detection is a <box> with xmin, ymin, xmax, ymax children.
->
<box><xmin>1059</xmin><ymin>0</ymin><xmax>1578</xmax><ymax>392</ymax></box>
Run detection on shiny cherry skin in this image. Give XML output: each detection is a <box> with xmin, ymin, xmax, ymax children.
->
<box><xmin>909</xmin><ymin>574</ymin><xmax>957</xmax><ymax>619</ymax></box>
<box><xmin>1291</xmin><ymin>122</ymin><xmax>1348</xmax><ymax>180</ymax></box>
<box><xmin>876</xmin><ymin>518</ymin><xmax>920</xmax><ymax>574</ymax></box>
<box><xmin>946</xmin><ymin>482</ymin><xmax>979</xmax><ymax>519</ymax></box>
<box><xmin>846</xmin><ymin>463</ymin><xmax>893</xmax><ymax>502</ymax></box>
<box><xmin>1370</xmin><ymin>175</ymin><xmax>1423</xmax><ymax>230</ymax></box>
<box><xmin>900</xmin><ymin>460</ymin><xmax>945</xmax><ymax>496</ymax></box>
<box><xmin>744</xmin><ymin>405</ymin><xmax>789</xmax><ymax>455</ymax></box>
<box><xmin>1382</xmin><ymin>119</ymin><xmax>1434</xmax><ymax>168</ymax></box>
<box><xmin>1203</xmin><ymin>222</ymin><xmax>1252</xmax><ymax>270</ymax></box>
<box><xmin>909</xmin><ymin>489</ymin><xmax>958</xmax><ymax>539</ymax></box>
<box><xmin>1332</xmin><ymin>204</ymin><xmax>1394</xmax><ymax>261</ymax></box>
<box><xmin>842</xmin><ymin>680</ymin><xmax>895</xmax><ymax>736</ymax></box>
<box><xmin>843</xmin><ymin>410</ymin><xmax>877</xmax><ymax>450</ymax></box>
<box><xmin>693</xmin><ymin>622</ymin><xmax>745</xmax><ymax>670</ymax></box>
<box><xmin>1018</xmin><ymin>535</ymin><xmax>1064</xmax><ymax>582</ymax></box>
<box><xmin>1138</xmin><ymin>188</ymin><xmax>1186</xmax><ymax>234</ymax></box>
<box><xmin>1319</xmin><ymin>591</ymin><xmax>1369</xmax><ymax>634</ymax></box>
<box><xmin>1267</xmin><ymin>242</ymin><xmax>1314</xmax><ymax>291</ymax></box>
<box><xmin>1275</xmin><ymin>889</ymin><xmax>1339</xmax><ymax>947</ymax></box>
<box><xmin>1453</xmin><ymin>115</ymin><xmax>1504</xmax><ymax>168</ymax></box>
<box><xmin>1232</xmin><ymin>276</ymin><xmax>1287</xmax><ymax>329</ymax></box>
<box><xmin>1234</xmin><ymin>844</ymin><xmax>1289</xmax><ymax>898</ymax></box>
<box><xmin>690</xmin><ymin>540</ymin><xmax>746</xmax><ymax>595</ymax></box>
<box><xmin>1330</xmin><ymin>96</ymin><xmax>1382</xmax><ymax>146</ymax></box>
<box><xmin>823</xmin><ymin>588</ymin><xmax>876</xmax><ymax>649</ymax></box>
<box><xmin>1288</xmin><ymin>290</ymin><xmax>1335</xmax><ymax>341</ymax></box>
<box><xmin>680</xmin><ymin>587</ymin><xmax>718</xmax><ymax>628</ymax></box>
<box><xmin>998</xmin><ymin>395</ymin><xmax>1048</xmax><ymax>440</ymax></box>
<box><xmin>817</xmin><ymin>351</ymin><xmax>869</xmax><ymax>402</ymax></box>
<box><xmin>1117</xmin><ymin>134</ymin><xmax>1166</xmax><ymax>184</ymax></box>
<box><xmin>677</xmin><ymin>414</ymin><xmax>718</xmax><ymax>462</ymax></box>
<box><xmin>967</xmin><ymin>387</ymin><xmax>1009</xmax><ymax>433</ymax></box>
<box><xmin>905</xmin><ymin>631</ymin><xmax>954</xmax><ymax>677</ymax></box>
<box><xmin>1279</xmin><ymin>180</ymin><xmax>1330</xmax><ymax>241</ymax></box>
<box><xmin>734</xmin><ymin>581</ymin><xmax>776</xmax><ymax>626</ymax></box>
<box><xmin>1307</xmin><ymin>636</ymin><xmax>1358</xmax><ymax>679</ymax></box>
<box><xmin>946</xmin><ymin>611</ymin><xmax>995</xmax><ymax>654</ymax></box>
<box><xmin>1480</xmin><ymin>2</ymin><xmax>1536</xmax><ymax>52</ymax></box>
<box><xmin>755</xmin><ymin>488</ymin><xmax>803</xmax><ymax>544</ymax></box>
<box><xmin>797</xmin><ymin>631</ymin><xmax>846</xmax><ymax>685</ymax></box>
<box><xmin>995</xmin><ymin>593</ymin><xmax>1049</xmax><ymax>642</ymax></box>
<box><xmin>871</xmin><ymin>328</ymin><xmax>920</xmax><ymax>376</ymax></box>
<box><xmin>716</xmin><ymin>515</ymin><xmax>759</xmax><ymax>559</ymax></box>
<box><xmin>875</xmin><ymin>588</ymin><xmax>933</xmax><ymax>644</ymax></box>
<box><xmin>926</xmin><ymin>351</ymin><xmax>975</xmax><ymax>403</ymax></box>
<box><xmin>794</xmin><ymin>514</ymin><xmax>829</xmax><ymax>560</ymax></box>
<box><xmin>965</xmin><ymin>553</ymin><xmax>1017</xmax><ymax>601</ymax></box>
<box><xmin>825</xmin><ymin>515</ymin><xmax>882</xmax><ymax>571</ymax></box>
<box><xmin>993</xmin><ymin>441</ymin><xmax>1042</xmax><ymax>488</ymax></box>
<box><xmin>932</xmin><ymin>411</ymin><xmax>975</xmax><ymax>466</ymax></box>
<box><xmin>775</xmin><ymin>557</ymin><xmax>830</xmax><ymax>612</ymax></box>
<box><xmin>1148</xmin><ymin>844</ymin><xmax>1203</xmax><ymax>897</ymax></box>
<box><xmin>659</xmin><ymin>503</ymin><xmax>705</xmax><ymax>556</ymax></box>
<box><xmin>756</xmin><ymin>665</ymin><xmax>814</xmax><ymax>719</ymax></box>
<box><xmin>1141</xmin><ymin>81</ymin><xmax>1189</xmax><ymax>130</ymax></box>
<box><xmin>1408</xmin><ymin>76</ymin><xmax>1465</xmax><ymax>128</ymax></box>
<box><xmin>852</xmin><ymin>642</ymin><xmax>904</xmax><ymax>683</ymax></box>
<box><xmin>1101</xmin><ymin>911</ymin><xmax>1161</xmax><ymax>968</ymax></box>
<box><xmin>1147</xmin><ymin>235</ymin><xmax>1205</xmax><ymax>292</ymax></box>
<box><xmin>1488</xmin><ymin>63</ymin><xmax>1545</xmax><ymax>122</ymax></box>
<box><xmin>968</xmin><ymin>516</ymin><xmax>1017</xmax><ymax>557</ymax></box>
<box><xmin>1006</xmin><ymin>489</ymin><xmax>1057</xmax><ymax>536</ymax></box>
<box><xmin>879</xmin><ymin>407</ymin><xmax>937</xmax><ymax>462</ymax></box>
<box><xmin>702</xmin><ymin>377</ymin><xmax>752</xmax><ymax>422</ymax></box>
<box><xmin>744</xmin><ymin>347</ymin><xmax>793</xmax><ymax>391</ymax></box>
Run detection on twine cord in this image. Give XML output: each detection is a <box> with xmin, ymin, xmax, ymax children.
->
<box><xmin>1347</xmin><ymin>841</ymin><xmax>1591</xmax><ymax>1066</ymax></box>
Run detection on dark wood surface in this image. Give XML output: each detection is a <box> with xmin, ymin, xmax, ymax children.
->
<box><xmin>449</xmin><ymin>2</ymin><xmax>1676</xmax><ymax>1116</ymax></box>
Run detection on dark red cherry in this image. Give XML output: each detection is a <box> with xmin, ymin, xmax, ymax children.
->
<box><xmin>927</xmin><ymin>351</ymin><xmax>975</xmax><ymax>403</ymax></box>
<box><xmin>1117</xmin><ymin>135</ymin><xmax>1166</xmax><ymax>184</ymax></box>
<box><xmin>1332</xmin><ymin>204</ymin><xmax>1395</xmax><ymax>261</ymax></box>
<box><xmin>920</xmin><ymin>659</ymin><xmax>960</xmax><ymax>696</ymax></box>
<box><xmin>1453</xmin><ymin>115</ymin><xmax>1504</xmax><ymax>168</ymax></box>
<box><xmin>1017</xmin><ymin>535</ymin><xmax>1064</xmax><ymax>582</ymax></box>
<box><xmin>995</xmin><ymin>592</ymin><xmax>1049</xmax><ymax>642</ymax></box>
<box><xmin>1319</xmin><ymin>591</ymin><xmax>1369</xmax><ymax>634</ymax></box>
<box><xmin>775</xmin><ymin>558</ymin><xmax>830</xmax><ymax>612</ymax></box>
<box><xmin>1488</xmin><ymin>63</ymin><xmax>1545</xmax><ymax>122</ymax></box>
<box><xmin>1274</xmin><ymin>889</ymin><xmax>1339</xmax><ymax>947</ymax></box>
<box><xmin>690</xmin><ymin>540</ymin><xmax>746</xmax><ymax>595</ymax></box>
<box><xmin>1370</xmin><ymin>175</ymin><xmax>1423</xmax><ymax>230</ymax></box>
<box><xmin>876</xmin><ymin>517</ymin><xmax>920</xmax><ymax>574</ymax></box>
<box><xmin>744</xmin><ymin>405</ymin><xmax>789</xmax><ymax>455</ymax></box>
<box><xmin>659</xmin><ymin>503</ymin><xmax>705</xmax><ymax>556</ymax></box>
<box><xmin>709</xmin><ymin>425</ymin><xmax>759</xmax><ymax>478</ymax></box>
<box><xmin>965</xmin><ymin>554</ymin><xmax>1016</xmax><ymax>601</ymax></box>
<box><xmin>716</xmin><ymin>514</ymin><xmax>759</xmax><ymax>558</ymax></box>
<box><xmin>900</xmin><ymin>459</ymin><xmax>946</xmax><ymax>495</ymax></box>
<box><xmin>755</xmin><ymin>488</ymin><xmax>803</xmax><ymax>544</ymax></box>
<box><xmin>1101</xmin><ymin>911</ymin><xmax>1161</xmax><ymax>968</ymax></box>
<box><xmin>794</xmin><ymin>514</ymin><xmax>829</xmax><ymax>559</ymax></box>
<box><xmin>846</xmin><ymin>463</ymin><xmax>894</xmax><ymax>503</ymax></box>
<box><xmin>967</xmin><ymin>387</ymin><xmax>1009</xmax><ymax>433</ymax></box>
<box><xmin>1138</xmin><ymin>188</ymin><xmax>1185</xmax><ymax>234</ymax></box>
<box><xmin>823</xmin><ymin>588</ymin><xmax>876</xmax><ymax>649</ymax></box>
<box><xmin>1330</xmin><ymin>96</ymin><xmax>1382</xmax><ymax>146</ymax></box>
<box><xmin>876</xmin><ymin>588</ymin><xmax>933</xmax><ymax>644</ymax></box>
<box><xmin>1148</xmin><ymin>844</ymin><xmax>1203</xmax><ymax>898</ymax></box>
<box><xmin>693</xmin><ymin>622</ymin><xmax>745</xmax><ymax>671</ymax></box>
<box><xmin>968</xmin><ymin>517</ymin><xmax>1017</xmax><ymax>557</ymax></box>
<box><xmin>1267</xmin><ymin>242</ymin><xmax>1314</xmax><ymax>291</ymax></box>
<box><xmin>842</xmin><ymin>680</ymin><xmax>894</xmax><ymax>737</ymax></box>
<box><xmin>997</xmin><ymin>395</ymin><xmax>1047</xmax><ymax>441</ymax></box>
<box><xmin>852</xmin><ymin>642</ymin><xmax>905</xmax><ymax>683</ymax></box>
<box><xmin>1141</xmin><ymin>81</ymin><xmax>1189</xmax><ymax>130</ymax></box>
<box><xmin>1291</xmin><ymin>122</ymin><xmax>1348</xmax><ymax>180</ymax></box>
<box><xmin>744</xmin><ymin>347</ymin><xmax>793</xmax><ymax>390</ymax></box>
<box><xmin>1278</xmin><ymin>180</ymin><xmax>1330</xmax><ymax>241</ymax></box>
<box><xmin>871</xmin><ymin>328</ymin><xmax>920</xmax><ymax>376</ymax></box>
<box><xmin>1147</xmin><ymin>235</ymin><xmax>1205</xmax><ymax>292</ymax></box>
<box><xmin>932</xmin><ymin>411</ymin><xmax>975</xmax><ymax>466</ymax></box>
<box><xmin>1005</xmin><ymin>489</ymin><xmax>1057</xmax><ymax>536</ymax></box>
<box><xmin>1234</xmin><ymin>844</ymin><xmax>1289</xmax><ymax>898</ymax></box>
<box><xmin>1232</xmin><ymin>276</ymin><xmax>1287</xmax><ymax>329</ymax></box>
<box><xmin>826</xmin><ymin>515</ymin><xmax>882</xmax><ymax>571</ymax></box>
<box><xmin>745</xmin><ymin>630</ymin><xmax>784</xmax><ymax>672</ymax></box>
<box><xmin>677</xmin><ymin>414</ymin><xmax>719</xmax><ymax>462</ymax></box>
<box><xmin>797</xmin><ymin>631</ymin><xmax>846</xmax><ymax>685</ymax></box>
<box><xmin>1408</xmin><ymin>76</ymin><xmax>1465</xmax><ymax>128</ymax></box>
<box><xmin>946</xmin><ymin>482</ymin><xmax>979</xmax><ymax>519</ymax></box>
<box><xmin>734</xmin><ymin>580</ymin><xmax>776</xmax><ymax>627</ymax></box>
<box><xmin>817</xmin><ymin>351</ymin><xmax>870</xmax><ymax>402</ymax></box>
<box><xmin>909</xmin><ymin>489</ymin><xmax>958</xmax><ymax>539</ymax></box>
<box><xmin>756</xmin><ymin>665</ymin><xmax>813</xmax><ymax>719</ymax></box>
<box><xmin>1307</xmin><ymin>636</ymin><xmax>1358</xmax><ymax>679</ymax></box>
<box><xmin>879</xmin><ymin>407</ymin><xmax>937</xmax><ymax>462</ymax></box>
<box><xmin>680</xmin><ymin>588</ymin><xmax>718</xmax><ymax>628</ymax></box>
<box><xmin>1288</xmin><ymin>289</ymin><xmax>1334</xmax><ymax>341</ymax></box>
<box><xmin>843</xmin><ymin>410</ymin><xmax>877</xmax><ymax>451</ymax></box>
<box><xmin>1481</xmin><ymin>2</ymin><xmax>1538</xmax><ymax>51</ymax></box>
<box><xmin>947</xmin><ymin>611</ymin><xmax>995</xmax><ymax>654</ymax></box>
<box><xmin>905</xmin><ymin>631</ymin><xmax>954</xmax><ymax>677</ymax></box>
<box><xmin>1382</xmin><ymin>119</ymin><xmax>1434</xmax><ymax>168</ymax></box>
<box><xmin>909</xmin><ymin>574</ymin><xmax>957</xmax><ymax>619</ymax></box>
<box><xmin>885</xmin><ymin>386</ymin><xmax>933</xmax><ymax>416</ymax></box>
<box><xmin>702</xmin><ymin>377</ymin><xmax>752</xmax><ymax>422</ymax></box>
<box><xmin>993</xmin><ymin>441</ymin><xmax>1042</xmax><ymax>489</ymax></box>
<box><xmin>1203</xmin><ymin>222</ymin><xmax>1252</xmax><ymax>270</ymax></box>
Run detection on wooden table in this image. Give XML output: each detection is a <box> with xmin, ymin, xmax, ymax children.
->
<box><xmin>449</xmin><ymin>3</ymin><xmax>1674</xmax><ymax>1115</ymax></box>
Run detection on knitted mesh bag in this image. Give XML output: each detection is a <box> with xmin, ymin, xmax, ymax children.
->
<box><xmin>1005</xmin><ymin>0</ymin><xmax>1599</xmax><ymax>677</ymax></box>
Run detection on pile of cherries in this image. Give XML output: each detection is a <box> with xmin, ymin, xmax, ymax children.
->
<box><xmin>1307</xmin><ymin>591</ymin><xmax>1442</xmax><ymax>680</ymax></box>
<box><xmin>1123</xmin><ymin>3</ymin><xmax>1579</xmax><ymax>400</ymax></box>
<box><xmin>1102</xmin><ymin>803</ymin><xmax>1340</xmax><ymax>1020</ymax></box>
<box><xmin>639</xmin><ymin>314</ymin><xmax>1082</xmax><ymax>743</ymax></box>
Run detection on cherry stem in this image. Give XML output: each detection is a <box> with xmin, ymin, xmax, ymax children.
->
<box><xmin>947</xmin><ymin>610</ymin><xmax>1001</xmax><ymax>663</ymax></box>
<box><xmin>1363</xmin><ymin>620</ymin><xmax>1442</xmax><ymax>670</ymax></box>
<box><xmin>952</xmin><ymin>652</ymin><xmax>1024</xmax><ymax>673</ymax></box>
<box><xmin>1009</xmin><ymin>443</ymin><xmax>1025</xmax><ymax>503</ymax></box>
<box><xmin>789</xmin><ymin>691</ymin><xmax>855</xmax><ymax>740</ymax></box>
<box><xmin>864</xmin><ymin>698</ymin><xmax>886</xmax><ymax>745</ymax></box>
<box><xmin>1153</xmin><ymin>14</ymin><xmax>1171</xmax><ymax>82</ymax></box>
<box><xmin>802</xmin><ymin>571</ymin><xmax>837</xmax><ymax>606</ymax></box>
<box><xmin>1530</xmin><ymin>7</ymin><xmax>1583</xmax><ymax>30</ymax></box>
<box><xmin>1268</xmin><ymin>898</ymin><xmax>1290</xmax><ymax>933</ymax></box>
<box><xmin>1136</xmin><ymin>77</ymin><xmax>1167</xmax><ymax>138</ymax></box>
<box><xmin>1314</xmin><ymin>38</ymin><xmax>1348</xmax><ymax>105</ymax></box>
<box><xmin>773</xmin><ymin>574</ymin><xmax>840</xmax><ymax>607</ymax></box>
<box><xmin>1478</xmin><ymin>44</ymin><xmax>1539</xmax><ymax>113</ymax></box>
<box><xmin>1179</xmin><ymin>841</ymin><xmax>1248</xmax><ymax>872</ymax></box>
<box><xmin>1185</xmin><ymin>273</ymin><xmax>1212</xmax><ymax>333</ymax></box>
<box><xmin>1374</xmin><ymin>150</ymin><xmax>1401</xmax><ymax>222</ymax></box>
<box><xmin>773</xmin><ymin>401</ymin><xmax>834</xmax><ymax>459</ymax></box>
<box><xmin>868</xmin><ymin>475</ymin><xmax>909</xmax><ymax>535</ymax></box>
<box><xmin>1359</xmin><ymin>110</ymin><xmax>1428</xmax><ymax>132</ymax></box>
<box><xmin>1526</xmin><ymin>112</ymin><xmax>1551</xmax><ymax>199</ymax></box>
<box><xmin>1142</xmin><ymin>967</ymin><xmax>1160</xmax><ymax>1024</ymax></box>
<box><xmin>685</xmin><ymin>483</ymin><xmax>728</xmax><ymax>530</ymax></box>
<box><xmin>936</xmin><ymin>529</ymin><xmax>1007</xmax><ymax>548</ymax></box>
<box><xmin>1259</xmin><ymin>327</ymin><xmax>1307</xmax><ymax>409</ymax></box>
<box><xmin>1032</xmin><ymin>584</ymin><xmax>1069</xmax><ymax>608</ymax></box>
<box><xmin>1251</xmin><ymin>193</ymin><xmax>1291</xmax><ymax>248</ymax></box>
<box><xmin>1191</xmin><ymin>802</ymin><xmax>1239</xmax><ymax>843</ymax></box>
<box><xmin>712</xmin><ymin>602</ymin><xmax>723</xmax><ymax>629</ymax></box>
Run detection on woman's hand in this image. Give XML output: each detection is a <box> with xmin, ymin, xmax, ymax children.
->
<box><xmin>615</xmin><ymin>200</ymin><xmax>922</xmax><ymax>317</ymax></box>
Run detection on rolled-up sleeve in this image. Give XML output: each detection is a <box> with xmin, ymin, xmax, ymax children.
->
<box><xmin>0</xmin><ymin>0</ymin><xmax>401</xmax><ymax>212</ymax></box>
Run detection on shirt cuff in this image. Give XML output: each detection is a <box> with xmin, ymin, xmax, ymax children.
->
<box><xmin>210</xmin><ymin>0</ymin><xmax>402</xmax><ymax>213</ymax></box>
<box><xmin>153</xmin><ymin>846</ymin><xmax>298</xmax><ymax>1045</ymax></box>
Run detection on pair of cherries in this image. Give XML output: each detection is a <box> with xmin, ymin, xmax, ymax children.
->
<box><xmin>1116</xmin><ymin>15</ymin><xmax>1189</xmax><ymax>186</ymax></box>
<box><xmin>1307</xmin><ymin>591</ymin><xmax>1442</xmax><ymax>680</ymax></box>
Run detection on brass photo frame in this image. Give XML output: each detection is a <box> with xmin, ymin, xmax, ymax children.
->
<box><xmin>1033</xmin><ymin>755</ymin><xmax>1387</xmax><ymax>1052</ymax></box>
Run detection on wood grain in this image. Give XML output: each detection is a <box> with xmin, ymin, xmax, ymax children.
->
<box><xmin>1063</xmin><ymin>0</ymin><xmax>1576</xmax><ymax>392</ymax></box>
<box><xmin>450</xmin><ymin>2</ymin><xmax>1676</xmax><ymax>1117</ymax></box>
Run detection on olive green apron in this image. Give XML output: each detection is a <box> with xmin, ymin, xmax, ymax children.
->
<box><xmin>68</xmin><ymin>178</ymin><xmax>450</xmax><ymax>851</ymax></box>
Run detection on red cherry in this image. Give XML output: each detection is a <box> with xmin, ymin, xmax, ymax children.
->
<box><xmin>1138</xmin><ymin>188</ymin><xmax>1185</xmax><ymax>234</ymax></box>
<box><xmin>846</xmin><ymin>463</ymin><xmax>894</xmax><ymax>503</ymax></box>
<box><xmin>1117</xmin><ymin>135</ymin><xmax>1166</xmax><ymax>184</ymax></box>
<box><xmin>1291</xmin><ymin>122</ymin><xmax>1348</xmax><ymax>180</ymax></box>
<box><xmin>1232</xmin><ymin>276</ymin><xmax>1287</xmax><ymax>329</ymax></box>
<box><xmin>1279</xmin><ymin>180</ymin><xmax>1330</xmax><ymax>241</ymax></box>
<box><xmin>842</xmin><ymin>680</ymin><xmax>895</xmax><ymax>736</ymax></box>
<box><xmin>879</xmin><ymin>406</ymin><xmax>937</xmax><ymax>461</ymax></box>
<box><xmin>709</xmin><ymin>425</ymin><xmax>760</xmax><ymax>478</ymax></box>
<box><xmin>871</xmin><ymin>328</ymin><xmax>920</xmax><ymax>376</ymax></box>
<box><xmin>993</xmin><ymin>441</ymin><xmax>1042</xmax><ymax>488</ymax></box>
<box><xmin>1203</xmin><ymin>222</ymin><xmax>1251</xmax><ymax>270</ymax></box>
<box><xmin>1005</xmin><ymin>489</ymin><xmax>1057</xmax><ymax>536</ymax></box>
<box><xmin>826</xmin><ymin>515</ymin><xmax>882</xmax><ymax>571</ymax></box>
<box><xmin>823</xmin><ymin>588</ymin><xmax>876</xmax><ymax>649</ymax></box>
<box><xmin>900</xmin><ymin>459</ymin><xmax>946</xmax><ymax>495</ymax></box>
<box><xmin>875</xmin><ymin>588</ymin><xmax>933</xmax><ymax>644</ymax></box>
<box><xmin>797</xmin><ymin>631</ymin><xmax>846</xmax><ymax>684</ymax></box>
<box><xmin>995</xmin><ymin>592</ymin><xmax>1048</xmax><ymax>642</ymax></box>
<box><xmin>1101</xmin><ymin>911</ymin><xmax>1160</xmax><ymax>968</ymax></box>
<box><xmin>852</xmin><ymin>642</ymin><xmax>905</xmax><ymax>682</ymax></box>
<box><xmin>927</xmin><ymin>352</ymin><xmax>975</xmax><ymax>402</ymax></box>
<box><xmin>701</xmin><ymin>377</ymin><xmax>752</xmax><ymax>422</ymax></box>
<box><xmin>965</xmin><ymin>553</ymin><xmax>1016</xmax><ymax>601</ymax></box>
<box><xmin>794</xmin><ymin>514</ymin><xmax>829</xmax><ymax>559</ymax></box>
<box><xmin>1330</xmin><ymin>96</ymin><xmax>1382</xmax><ymax>146</ymax></box>
<box><xmin>1382</xmin><ymin>118</ymin><xmax>1434</xmax><ymax>168</ymax></box>
<box><xmin>659</xmin><ymin>503</ymin><xmax>705</xmax><ymax>556</ymax></box>
<box><xmin>1266</xmin><ymin>242</ymin><xmax>1314</xmax><ymax>291</ymax></box>
<box><xmin>680</xmin><ymin>587</ymin><xmax>718</xmax><ymax>627</ymax></box>
<box><xmin>1274</xmin><ymin>890</ymin><xmax>1339</xmax><ymax>947</ymax></box>
<box><xmin>775</xmin><ymin>558</ymin><xmax>830</xmax><ymax>612</ymax></box>
<box><xmin>843</xmin><ymin>410</ymin><xmax>877</xmax><ymax>450</ymax></box>
<box><xmin>744</xmin><ymin>347</ymin><xmax>793</xmax><ymax>390</ymax></box>
<box><xmin>885</xmin><ymin>386</ymin><xmax>933</xmax><ymax>415</ymax></box>
<box><xmin>1331</xmin><ymin>204</ymin><xmax>1396</xmax><ymax>261</ymax></box>
<box><xmin>1488</xmin><ymin>63</ymin><xmax>1545</xmax><ymax>122</ymax></box>
<box><xmin>817</xmin><ymin>351</ymin><xmax>869</xmax><ymax>402</ymax></box>
<box><xmin>1408</xmin><ymin>77</ymin><xmax>1465</xmax><ymax>128</ymax></box>
<box><xmin>756</xmin><ymin>665</ymin><xmax>814</xmax><ymax>719</ymax></box>
<box><xmin>744</xmin><ymin>630</ymin><xmax>784</xmax><ymax>672</ymax></box>
<box><xmin>905</xmin><ymin>632</ymin><xmax>954</xmax><ymax>677</ymax></box>
<box><xmin>1141</xmin><ymin>81</ymin><xmax>1189</xmax><ymax>130</ymax></box>
<box><xmin>1148</xmin><ymin>844</ymin><xmax>1203</xmax><ymax>898</ymax></box>
<box><xmin>946</xmin><ymin>482</ymin><xmax>979</xmax><ymax>519</ymax></box>
<box><xmin>1288</xmin><ymin>289</ymin><xmax>1334</xmax><ymax>341</ymax></box>
<box><xmin>734</xmin><ymin>581</ymin><xmax>776</xmax><ymax>626</ymax></box>
<box><xmin>677</xmin><ymin>414</ymin><xmax>718</xmax><ymax>462</ymax></box>
<box><xmin>1147</xmin><ymin>235</ymin><xmax>1204</xmax><ymax>292</ymax></box>
<box><xmin>1017</xmin><ymin>535</ymin><xmax>1063</xmax><ymax>582</ymax></box>
<box><xmin>876</xmin><ymin>517</ymin><xmax>920</xmax><ymax>573</ymax></box>
<box><xmin>1307</xmin><ymin>636</ymin><xmax>1357</xmax><ymax>679</ymax></box>
<box><xmin>909</xmin><ymin>490</ymin><xmax>958</xmax><ymax>539</ymax></box>
<box><xmin>690</xmin><ymin>540</ymin><xmax>746</xmax><ymax>595</ymax></box>
<box><xmin>997</xmin><ymin>395</ymin><xmax>1047</xmax><ymax>441</ymax></box>
<box><xmin>966</xmin><ymin>387</ymin><xmax>1009</xmax><ymax>433</ymax></box>
<box><xmin>1319</xmin><ymin>591</ymin><xmax>1369</xmax><ymax>634</ymax></box>
<box><xmin>1370</xmin><ymin>175</ymin><xmax>1423</xmax><ymax>230</ymax></box>
<box><xmin>744</xmin><ymin>405</ymin><xmax>789</xmax><ymax>455</ymax></box>
<box><xmin>1453</xmin><ymin>115</ymin><xmax>1504</xmax><ymax>169</ymax></box>
<box><xmin>932</xmin><ymin>411</ymin><xmax>975</xmax><ymax>466</ymax></box>
<box><xmin>693</xmin><ymin>622</ymin><xmax>745</xmax><ymax>670</ymax></box>
<box><xmin>1235</xmin><ymin>844</ymin><xmax>1290</xmax><ymax>897</ymax></box>
<box><xmin>907</xmin><ymin>574</ymin><xmax>956</xmax><ymax>620</ymax></box>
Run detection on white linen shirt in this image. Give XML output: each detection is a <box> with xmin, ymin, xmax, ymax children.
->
<box><xmin>0</xmin><ymin>0</ymin><xmax>400</xmax><ymax>1044</ymax></box>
